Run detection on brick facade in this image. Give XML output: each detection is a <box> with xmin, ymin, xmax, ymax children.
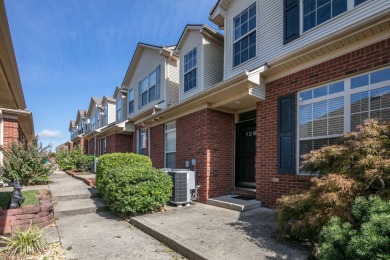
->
<box><xmin>150</xmin><ymin>125</ymin><xmax>164</xmax><ymax>168</ymax></box>
<box><xmin>105</xmin><ymin>133</ymin><xmax>133</xmax><ymax>154</ymax></box>
<box><xmin>257</xmin><ymin>38</ymin><xmax>390</xmax><ymax>207</ymax></box>
<box><xmin>3</xmin><ymin>118</ymin><xmax>20</xmax><ymax>150</ymax></box>
<box><xmin>176</xmin><ymin>109</ymin><xmax>235</xmax><ymax>202</ymax></box>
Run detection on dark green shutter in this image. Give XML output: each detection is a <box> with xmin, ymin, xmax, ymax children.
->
<box><xmin>284</xmin><ymin>0</ymin><xmax>300</xmax><ymax>44</ymax></box>
<box><xmin>156</xmin><ymin>65</ymin><xmax>161</xmax><ymax>99</ymax></box>
<box><xmin>278</xmin><ymin>94</ymin><xmax>295</xmax><ymax>173</ymax></box>
<box><xmin>138</xmin><ymin>82</ymin><xmax>142</xmax><ymax>109</ymax></box>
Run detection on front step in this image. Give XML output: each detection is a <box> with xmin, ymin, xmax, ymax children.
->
<box><xmin>51</xmin><ymin>188</ymin><xmax>99</xmax><ymax>202</ymax></box>
<box><xmin>54</xmin><ymin>197</ymin><xmax>108</xmax><ymax>218</ymax></box>
<box><xmin>207</xmin><ymin>195</ymin><xmax>261</xmax><ymax>212</ymax></box>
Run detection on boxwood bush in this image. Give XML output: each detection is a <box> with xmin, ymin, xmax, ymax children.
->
<box><xmin>95</xmin><ymin>153</ymin><xmax>152</xmax><ymax>197</ymax></box>
<box><xmin>102</xmin><ymin>166</ymin><xmax>173</xmax><ymax>214</ymax></box>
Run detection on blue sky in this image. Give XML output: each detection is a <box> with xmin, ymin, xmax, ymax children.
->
<box><xmin>4</xmin><ymin>0</ymin><xmax>219</xmax><ymax>150</ymax></box>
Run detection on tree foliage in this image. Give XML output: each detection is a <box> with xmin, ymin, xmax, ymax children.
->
<box><xmin>277</xmin><ymin>120</ymin><xmax>390</xmax><ymax>241</ymax></box>
<box><xmin>0</xmin><ymin>137</ymin><xmax>54</xmax><ymax>185</ymax></box>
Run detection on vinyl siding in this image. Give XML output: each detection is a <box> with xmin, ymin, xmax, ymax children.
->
<box><xmin>180</xmin><ymin>30</ymin><xmax>203</xmax><ymax>101</ymax></box>
<box><xmin>203</xmin><ymin>36</ymin><xmax>224</xmax><ymax>89</ymax></box>
<box><xmin>167</xmin><ymin>59</ymin><xmax>180</xmax><ymax>107</ymax></box>
<box><xmin>259</xmin><ymin>0</ymin><xmax>389</xmax><ymax>67</ymax></box>
<box><xmin>224</xmin><ymin>0</ymin><xmax>389</xmax><ymax>80</ymax></box>
<box><xmin>127</xmin><ymin>48</ymin><xmax>166</xmax><ymax>118</ymax></box>
<box><xmin>107</xmin><ymin>102</ymin><xmax>116</xmax><ymax>125</ymax></box>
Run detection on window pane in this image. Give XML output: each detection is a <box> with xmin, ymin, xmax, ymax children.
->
<box><xmin>351</xmin><ymin>74</ymin><xmax>369</xmax><ymax>89</ymax></box>
<box><xmin>371</xmin><ymin>68</ymin><xmax>390</xmax><ymax>84</ymax></box>
<box><xmin>328</xmin><ymin>97</ymin><xmax>344</xmax><ymax>117</ymax></box>
<box><xmin>249</xmin><ymin>4</ymin><xmax>256</xmax><ymax>18</ymax></box>
<box><xmin>165</xmin><ymin>131</ymin><xmax>176</xmax><ymax>151</ymax></box>
<box><xmin>313</xmin><ymin>85</ymin><xmax>328</xmax><ymax>98</ymax></box>
<box><xmin>249</xmin><ymin>17</ymin><xmax>256</xmax><ymax>31</ymax></box>
<box><xmin>129</xmin><ymin>100</ymin><xmax>134</xmax><ymax>114</ymax></box>
<box><xmin>165</xmin><ymin>153</ymin><xmax>176</xmax><ymax>169</ymax></box>
<box><xmin>329</xmin><ymin>81</ymin><xmax>344</xmax><ymax>94</ymax></box>
<box><xmin>351</xmin><ymin>112</ymin><xmax>368</xmax><ymax>130</ymax></box>
<box><xmin>304</xmin><ymin>11</ymin><xmax>316</xmax><ymax>31</ymax></box>
<box><xmin>304</xmin><ymin>0</ymin><xmax>316</xmax><ymax>14</ymax></box>
<box><xmin>300</xmin><ymin>90</ymin><xmax>313</xmax><ymax>101</ymax></box>
<box><xmin>149</xmin><ymin>71</ymin><xmax>156</xmax><ymax>86</ymax></box>
<box><xmin>129</xmin><ymin>89</ymin><xmax>134</xmax><ymax>100</ymax></box>
<box><xmin>149</xmin><ymin>86</ymin><xmax>155</xmax><ymax>101</ymax></box>
<box><xmin>351</xmin><ymin>91</ymin><xmax>369</xmax><ymax>113</ymax></box>
<box><xmin>317</xmin><ymin>3</ymin><xmax>331</xmax><ymax>25</ymax></box>
<box><xmin>299</xmin><ymin>104</ymin><xmax>313</xmax><ymax>138</ymax></box>
<box><xmin>333</xmin><ymin>0</ymin><xmax>347</xmax><ymax>17</ymax></box>
<box><xmin>142</xmin><ymin>92</ymin><xmax>147</xmax><ymax>106</ymax></box>
<box><xmin>141</xmin><ymin>78</ymin><xmax>148</xmax><ymax>92</ymax></box>
<box><xmin>355</xmin><ymin>0</ymin><xmax>367</xmax><ymax>6</ymax></box>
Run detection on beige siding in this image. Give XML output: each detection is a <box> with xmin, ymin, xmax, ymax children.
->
<box><xmin>179</xmin><ymin>30</ymin><xmax>203</xmax><ymax>101</ymax></box>
<box><xmin>259</xmin><ymin>0</ymin><xmax>389</xmax><ymax>66</ymax></box>
<box><xmin>127</xmin><ymin>48</ymin><xmax>167</xmax><ymax>118</ymax></box>
<box><xmin>223</xmin><ymin>0</ymin><xmax>389</xmax><ymax>80</ymax></box>
<box><xmin>203</xmin><ymin>36</ymin><xmax>224</xmax><ymax>89</ymax></box>
<box><xmin>167</xmin><ymin>59</ymin><xmax>180</xmax><ymax>107</ymax></box>
<box><xmin>107</xmin><ymin>101</ymin><xmax>116</xmax><ymax>125</ymax></box>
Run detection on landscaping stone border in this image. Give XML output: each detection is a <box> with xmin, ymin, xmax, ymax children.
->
<box><xmin>66</xmin><ymin>170</ymin><xmax>95</xmax><ymax>187</ymax></box>
<box><xmin>0</xmin><ymin>190</ymin><xmax>54</xmax><ymax>234</ymax></box>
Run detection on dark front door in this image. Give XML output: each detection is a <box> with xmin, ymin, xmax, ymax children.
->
<box><xmin>235</xmin><ymin>120</ymin><xmax>256</xmax><ymax>188</ymax></box>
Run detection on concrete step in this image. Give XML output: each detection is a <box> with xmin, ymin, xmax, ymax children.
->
<box><xmin>51</xmin><ymin>188</ymin><xmax>99</xmax><ymax>202</ymax></box>
<box><xmin>207</xmin><ymin>195</ymin><xmax>261</xmax><ymax>212</ymax></box>
<box><xmin>54</xmin><ymin>197</ymin><xmax>108</xmax><ymax>218</ymax></box>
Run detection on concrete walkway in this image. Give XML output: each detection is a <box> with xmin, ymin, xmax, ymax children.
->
<box><xmin>49</xmin><ymin>171</ymin><xmax>184</xmax><ymax>260</ymax></box>
<box><xmin>131</xmin><ymin>204</ymin><xmax>311</xmax><ymax>260</ymax></box>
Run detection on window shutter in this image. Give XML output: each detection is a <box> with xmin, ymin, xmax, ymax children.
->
<box><xmin>138</xmin><ymin>82</ymin><xmax>142</xmax><ymax>109</ymax></box>
<box><xmin>284</xmin><ymin>0</ymin><xmax>300</xmax><ymax>44</ymax></box>
<box><xmin>156</xmin><ymin>65</ymin><xmax>161</xmax><ymax>99</ymax></box>
<box><xmin>278</xmin><ymin>94</ymin><xmax>295</xmax><ymax>173</ymax></box>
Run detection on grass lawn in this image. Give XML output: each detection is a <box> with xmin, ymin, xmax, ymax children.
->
<box><xmin>0</xmin><ymin>190</ymin><xmax>39</xmax><ymax>209</ymax></box>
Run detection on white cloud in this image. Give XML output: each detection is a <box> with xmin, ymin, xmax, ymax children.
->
<box><xmin>38</xmin><ymin>130</ymin><xmax>62</xmax><ymax>139</ymax></box>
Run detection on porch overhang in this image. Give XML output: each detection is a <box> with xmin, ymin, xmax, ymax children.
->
<box><xmin>96</xmin><ymin>120</ymin><xmax>135</xmax><ymax>138</ymax></box>
<box><xmin>136</xmin><ymin>67</ymin><xmax>266</xmax><ymax>126</ymax></box>
<box><xmin>0</xmin><ymin>108</ymin><xmax>34</xmax><ymax>142</ymax></box>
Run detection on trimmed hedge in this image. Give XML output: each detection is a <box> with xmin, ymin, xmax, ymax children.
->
<box><xmin>102</xmin><ymin>166</ymin><xmax>173</xmax><ymax>214</ymax></box>
<box><xmin>95</xmin><ymin>153</ymin><xmax>152</xmax><ymax>197</ymax></box>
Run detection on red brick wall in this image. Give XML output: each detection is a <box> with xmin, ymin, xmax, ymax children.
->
<box><xmin>3</xmin><ymin>118</ymin><xmax>19</xmax><ymax>150</ymax></box>
<box><xmin>87</xmin><ymin>138</ymin><xmax>94</xmax><ymax>155</ymax></box>
<box><xmin>150</xmin><ymin>125</ymin><xmax>164</xmax><ymax>168</ymax></box>
<box><xmin>257</xmin><ymin>38</ymin><xmax>390</xmax><ymax>207</ymax></box>
<box><xmin>177</xmin><ymin>109</ymin><xmax>235</xmax><ymax>202</ymax></box>
<box><xmin>105</xmin><ymin>133</ymin><xmax>133</xmax><ymax>154</ymax></box>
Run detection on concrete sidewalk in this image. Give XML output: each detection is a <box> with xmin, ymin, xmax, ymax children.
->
<box><xmin>49</xmin><ymin>171</ymin><xmax>184</xmax><ymax>259</ymax></box>
<box><xmin>131</xmin><ymin>204</ymin><xmax>310</xmax><ymax>260</ymax></box>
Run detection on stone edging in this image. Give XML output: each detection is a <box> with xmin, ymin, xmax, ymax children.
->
<box><xmin>66</xmin><ymin>170</ymin><xmax>95</xmax><ymax>187</ymax></box>
<box><xmin>0</xmin><ymin>190</ymin><xmax>54</xmax><ymax>234</ymax></box>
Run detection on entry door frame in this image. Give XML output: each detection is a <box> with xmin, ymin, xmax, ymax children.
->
<box><xmin>235</xmin><ymin>119</ymin><xmax>257</xmax><ymax>188</ymax></box>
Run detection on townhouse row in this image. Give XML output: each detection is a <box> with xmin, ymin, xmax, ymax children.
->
<box><xmin>64</xmin><ymin>0</ymin><xmax>390</xmax><ymax>207</ymax></box>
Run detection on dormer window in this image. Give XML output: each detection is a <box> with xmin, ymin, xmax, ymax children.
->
<box><xmin>184</xmin><ymin>48</ymin><xmax>197</xmax><ymax>92</ymax></box>
<box><xmin>233</xmin><ymin>3</ymin><xmax>256</xmax><ymax>67</ymax></box>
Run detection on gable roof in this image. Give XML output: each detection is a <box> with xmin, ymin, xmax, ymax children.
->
<box><xmin>209</xmin><ymin>0</ymin><xmax>231</xmax><ymax>29</ymax></box>
<box><xmin>75</xmin><ymin>110</ymin><xmax>86</xmax><ymax>125</ymax></box>
<box><xmin>113</xmin><ymin>86</ymin><xmax>127</xmax><ymax>99</ymax></box>
<box><xmin>68</xmin><ymin>120</ymin><xmax>75</xmax><ymax>131</ymax></box>
<box><xmin>176</xmin><ymin>24</ymin><xmax>223</xmax><ymax>50</ymax></box>
<box><xmin>121</xmin><ymin>42</ymin><xmax>178</xmax><ymax>86</ymax></box>
<box><xmin>102</xmin><ymin>95</ymin><xmax>115</xmax><ymax>104</ymax></box>
<box><xmin>87</xmin><ymin>97</ymin><xmax>102</xmax><ymax>116</ymax></box>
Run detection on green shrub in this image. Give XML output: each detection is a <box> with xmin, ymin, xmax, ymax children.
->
<box><xmin>277</xmin><ymin>120</ymin><xmax>390</xmax><ymax>242</ymax></box>
<box><xmin>102</xmin><ymin>166</ymin><xmax>173</xmax><ymax>214</ymax></box>
<box><xmin>75</xmin><ymin>154</ymin><xmax>95</xmax><ymax>172</ymax></box>
<box><xmin>0</xmin><ymin>137</ymin><xmax>54</xmax><ymax>185</ymax></box>
<box><xmin>0</xmin><ymin>224</ymin><xmax>47</xmax><ymax>258</ymax></box>
<box><xmin>317</xmin><ymin>196</ymin><xmax>390</xmax><ymax>260</ymax></box>
<box><xmin>96</xmin><ymin>153</ymin><xmax>152</xmax><ymax>197</ymax></box>
<box><xmin>55</xmin><ymin>146</ymin><xmax>84</xmax><ymax>171</ymax></box>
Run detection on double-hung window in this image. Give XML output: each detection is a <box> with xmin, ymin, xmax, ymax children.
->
<box><xmin>184</xmin><ymin>48</ymin><xmax>197</xmax><ymax>92</ymax></box>
<box><xmin>104</xmin><ymin>106</ymin><xmax>108</xmax><ymax>125</ymax></box>
<box><xmin>138</xmin><ymin>129</ymin><xmax>147</xmax><ymax>155</ymax></box>
<box><xmin>138</xmin><ymin>66</ymin><xmax>161</xmax><ymax>108</ymax></box>
<box><xmin>128</xmin><ymin>88</ymin><xmax>134</xmax><ymax>114</ymax></box>
<box><xmin>297</xmin><ymin>67</ymin><xmax>390</xmax><ymax>173</ymax></box>
<box><xmin>165</xmin><ymin>122</ymin><xmax>176</xmax><ymax>169</ymax></box>
<box><xmin>116</xmin><ymin>97</ymin><xmax>122</xmax><ymax>122</ymax></box>
<box><xmin>97</xmin><ymin>113</ymin><xmax>101</xmax><ymax>128</ymax></box>
<box><xmin>90</xmin><ymin>117</ymin><xmax>95</xmax><ymax>131</ymax></box>
<box><xmin>233</xmin><ymin>3</ymin><xmax>256</xmax><ymax>67</ymax></box>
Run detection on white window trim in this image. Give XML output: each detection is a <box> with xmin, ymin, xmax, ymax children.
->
<box><xmin>164</xmin><ymin>121</ymin><xmax>176</xmax><ymax>168</ymax></box>
<box><xmin>116</xmin><ymin>95</ymin><xmax>122</xmax><ymax>122</ymax></box>
<box><xmin>296</xmin><ymin>66</ymin><xmax>390</xmax><ymax>174</ymax></box>
<box><xmin>140</xmin><ymin>67</ymin><xmax>159</xmax><ymax>107</ymax></box>
<box><xmin>299</xmin><ymin>0</ymin><xmax>363</xmax><ymax>35</ymax></box>
<box><xmin>232</xmin><ymin>2</ymin><xmax>257</xmax><ymax>68</ymax></box>
<box><xmin>183</xmin><ymin>48</ymin><xmax>197</xmax><ymax>93</ymax></box>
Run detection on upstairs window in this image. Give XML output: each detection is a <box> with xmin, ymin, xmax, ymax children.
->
<box><xmin>97</xmin><ymin>113</ymin><xmax>101</xmax><ymax>128</ymax></box>
<box><xmin>233</xmin><ymin>3</ymin><xmax>256</xmax><ymax>67</ymax></box>
<box><xmin>303</xmin><ymin>0</ymin><xmax>347</xmax><ymax>32</ymax></box>
<box><xmin>138</xmin><ymin>66</ymin><xmax>161</xmax><ymax>108</ymax></box>
<box><xmin>184</xmin><ymin>48</ymin><xmax>197</xmax><ymax>92</ymax></box>
<box><xmin>116</xmin><ymin>97</ymin><xmax>122</xmax><ymax>122</ymax></box>
<box><xmin>128</xmin><ymin>88</ymin><xmax>134</xmax><ymax>114</ymax></box>
<box><xmin>91</xmin><ymin>116</ymin><xmax>95</xmax><ymax>131</ymax></box>
<box><xmin>104</xmin><ymin>106</ymin><xmax>108</xmax><ymax>125</ymax></box>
